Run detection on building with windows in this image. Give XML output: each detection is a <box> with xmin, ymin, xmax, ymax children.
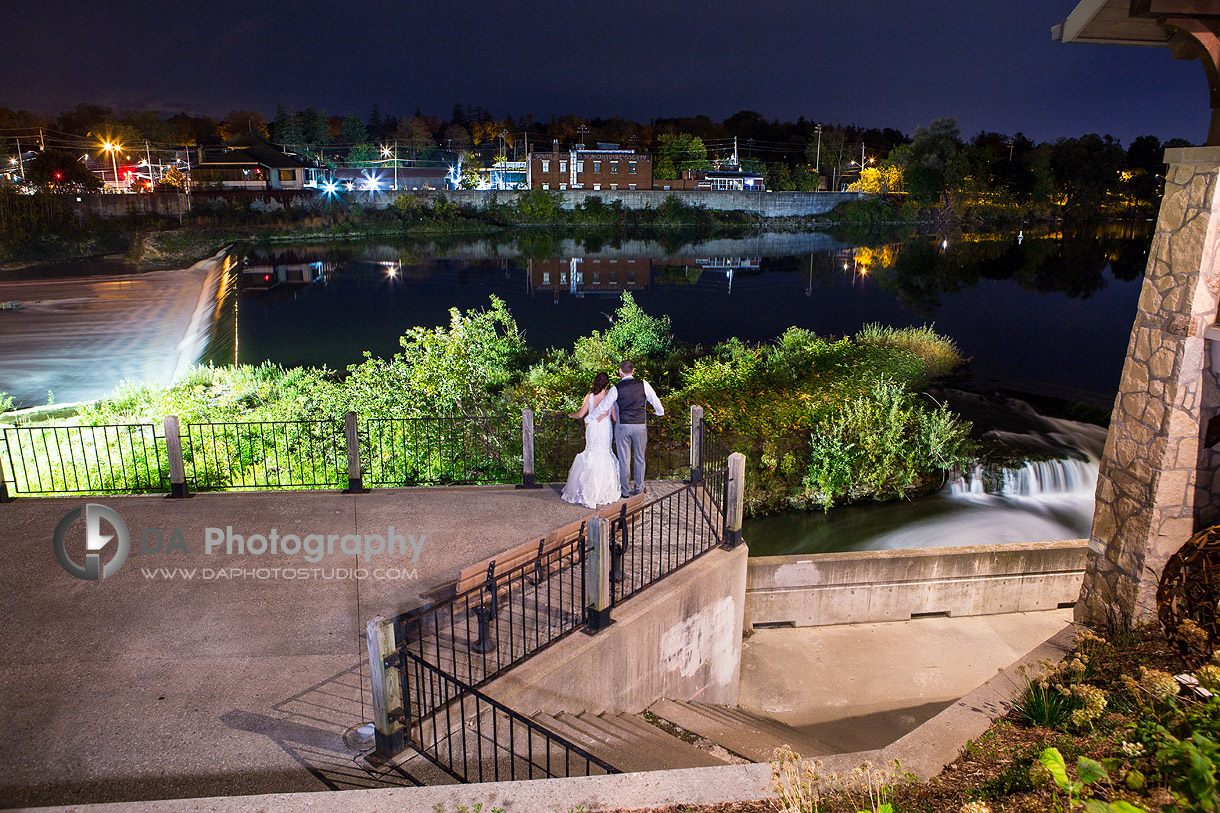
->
<box><xmin>527</xmin><ymin>142</ymin><xmax>652</xmax><ymax>191</ymax></box>
<box><xmin>192</xmin><ymin>136</ymin><xmax>321</xmax><ymax>190</ymax></box>
<box><xmin>652</xmin><ymin>168</ymin><xmax>766</xmax><ymax>191</ymax></box>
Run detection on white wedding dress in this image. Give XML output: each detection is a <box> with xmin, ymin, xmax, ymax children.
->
<box><xmin>561</xmin><ymin>406</ymin><xmax>621</xmax><ymax>509</ymax></box>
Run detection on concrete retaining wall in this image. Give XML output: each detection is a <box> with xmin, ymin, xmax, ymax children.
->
<box><xmin>408</xmin><ymin>189</ymin><xmax>862</xmax><ymax>216</ymax></box>
<box><xmin>485</xmin><ymin>545</ymin><xmax>748</xmax><ymax>714</ymax></box>
<box><xmin>745</xmin><ymin>540</ymin><xmax>1088</xmax><ymax>629</ymax></box>
<box><xmin>73</xmin><ymin>188</ymin><xmax>860</xmax><ymax>219</ymax></box>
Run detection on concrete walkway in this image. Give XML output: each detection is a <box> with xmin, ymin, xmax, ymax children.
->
<box><xmin>0</xmin><ymin>484</ymin><xmax>623</xmax><ymax>809</ymax></box>
<box><xmin>1</xmin><ymin>483</ymin><xmax>1074</xmax><ymax>810</ymax></box>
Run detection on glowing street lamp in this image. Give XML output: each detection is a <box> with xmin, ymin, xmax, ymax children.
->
<box><xmin>100</xmin><ymin>140</ymin><xmax>123</xmax><ymax>190</ymax></box>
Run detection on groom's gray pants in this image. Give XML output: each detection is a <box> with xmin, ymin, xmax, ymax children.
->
<box><xmin>615</xmin><ymin>423</ymin><xmax>647</xmax><ymax>495</ymax></box>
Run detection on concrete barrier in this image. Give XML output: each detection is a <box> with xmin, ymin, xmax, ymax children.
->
<box><xmin>485</xmin><ymin>544</ymin><xmax>748</xmax><ymax>714</ymax></box>
<box><xmin>72</xmin><ymin>188</ymin><xmax>862</xmax><ymax>219</ymax></box>
<box><xmin>745</xmin><ymin>540</ymin><xmax>1088</xmax><ymax>629</ymax></box>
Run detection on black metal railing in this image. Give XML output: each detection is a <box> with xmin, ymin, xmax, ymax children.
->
<box><xmin>396</xmin><ymin>530</ymin><xmax>587</xmax><ymax>707</ymax></box>
<box><xmin>362</xmin><ymin>415</ymin><xmax>521</xmax><ymax>486</ymax></box>
<box><xmin>1</xmin><ymin>423</ymin><xmax>168</xmax><ymax>495</ymax></box>
<box><xmin>401</xmin><ymin>652</ymin><xmax>619</xmax><ymax>782</ymax></box>
<box><xmin>533</xmin><ymin>413</ymin><xmax>691</xmax><ymax>484</ymax></box>
<box><xmin>378</xmin><ymin>429</ymin><xmax>733</xmax><ymax>779</ymax></box>
<box><xmin>607</xmin><ymin>464</ymin><xmax>729</xmax><ymax>606</ymax></box>
<box><xmin>182</xmin><ymin>419</ymin><xmax>346</xmax><ymax>491</ymax></box>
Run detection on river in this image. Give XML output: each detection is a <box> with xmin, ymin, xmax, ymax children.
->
<box><xmin>0</xmin><ymin>224</ymin><xmax>1152</xmax><ymax>553</ymax></box>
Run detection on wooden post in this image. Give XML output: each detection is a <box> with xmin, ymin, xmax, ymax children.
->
<box><xmin>366</xmin><ymin>616</ymin><xmax>407</xmax><ymax>758</ymax></box>
<box><xmin>344</xmin><ymin>411</ymin><xmax>363</xmax><ymax>492</ymax></box>
<box><xmin>689</xmin><ymin>404</ymin><xmax>704</xmax><ymax>482</ymax></box>
<box><xmin>724</xmin><ymin>452</ymin><xmax>746</xmax><ymax>548</ymax></box>
<box><xmin>517</xmin><ymin>407</ymin><xmax>541</xmax><ymax>489</ymax></box>
<box><xmin>585</xmin><ymin>516</ymin><xmax>613</xmax><ymax>631</ymax></box>
<box><xmin>163</xmin><ymin>416</ymin><xmax>189</xmax><ymax>498</ymax></box>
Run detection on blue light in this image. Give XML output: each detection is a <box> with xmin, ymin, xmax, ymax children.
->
<box><xmin>361</xmin><ymin>170</ymin><xmax>382</xmax><ymax>192</ymax></box>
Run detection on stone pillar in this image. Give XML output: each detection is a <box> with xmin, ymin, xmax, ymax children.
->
<box><xmin>1078</xmin><ymin>146</ymin><xmax>1220</xmax><ymax>625</ymax></box>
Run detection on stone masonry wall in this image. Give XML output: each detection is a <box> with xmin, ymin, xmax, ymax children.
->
<box><xmin>1078</xmin><ymin>146</ymin><xmax>1220</xmax><ymax>623</ymax></box>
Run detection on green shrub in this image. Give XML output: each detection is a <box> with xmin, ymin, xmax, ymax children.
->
<box><xmin>802</xmin><ymin>378</ymin><xmax>974</xmax><ymax>509</ymax></box>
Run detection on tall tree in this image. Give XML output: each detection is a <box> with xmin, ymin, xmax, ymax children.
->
<box><xmin>299</xmin><ymin>108</ymin><xmax>331</xmax><ymax>147</ymax></box>
<box><xmin>218</xmin><ymin>110</ymin><xmax>268</xmax><ymax>142</ymax></box>
<box><xmin>24</xmin><ymin>150</ymin><xmax>102</xmax><ymax>191</ymax></box>
<box><xmin>657</xmin><ymin>133</ymin><xmax>711</xmax><ymax>175</ymax></box>
<box><xmin>272</xmin><ymin>105</ymin><xmax>304</xmax><ymax>147</ymax></box>
<box><xmin>339</xmin><ymin>112</ymin><xmax>367</xmax><ymax>145</ymax></box>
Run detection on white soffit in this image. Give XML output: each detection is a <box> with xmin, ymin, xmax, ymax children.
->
<box><xmin>1052</xmin><ymin>0</ymin><xmax>1172</xmax><ymax>46</ymax></box>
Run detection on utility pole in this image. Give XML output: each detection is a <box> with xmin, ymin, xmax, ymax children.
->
<box><xmin>732</xmin><ymin>136</ymin><xmax>739</xmax><ymax>167</ymax></box>
<box><xmin>393</xmin><ymin>140</ymin><xmax>398</xmax><ymax>190</ymax></box>
<box><xmin>145</xmin><ymin>140</ymin><xmax>154</xmax><ymax>190</ymax></box>
<box><xmin>38</xmin><ymin>129</ymin><xmax>45</xmax><ymax>151</ymax></box>
<box><xmin>814</xmin><ymin>124</ymin><xmax>822</xmax><ymax>173</ymax></box>
<box><xmin>15</xmin><ymin>137</ymin><xmax>24</xmax><ymax>180</ymax></box>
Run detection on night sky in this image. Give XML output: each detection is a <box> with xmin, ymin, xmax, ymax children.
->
<box><xmin>2</xmin><ymin>1</ymin><xmax>1205</xmax><ymax>144</ymax></box>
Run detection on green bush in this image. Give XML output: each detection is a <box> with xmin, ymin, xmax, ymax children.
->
<box><xmin>802</xmin><ymin>378</ymin><xmax>974</xmax><ymax>509</ymax></box>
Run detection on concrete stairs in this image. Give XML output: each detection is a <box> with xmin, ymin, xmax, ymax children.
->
<box><xmin>648</xmin><ymin>698</ymin><xmax>836</xmax><ymax>762</ymax></box>
<box><xmin>531</xmin><ymin>710</ymin><xmax>730</xmax><ymax>773</ymax></box>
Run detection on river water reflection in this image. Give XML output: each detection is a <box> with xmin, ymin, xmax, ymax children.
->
<box><xmin>227</xmin><ymin>223</ymin><xmax>1150</xmax><ymax>407</ymax></box>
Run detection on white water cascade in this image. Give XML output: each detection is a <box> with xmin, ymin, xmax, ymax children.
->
<box><xmin>851</xmin><ymin>418</ymin><xmax>1108</xmax><ymax>551</ymax></box>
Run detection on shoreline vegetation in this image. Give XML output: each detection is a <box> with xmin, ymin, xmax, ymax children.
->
<box><xmin>15</xmin><ymin>293</ymin><xmax>974</xmax><ymax>514</ymax></box>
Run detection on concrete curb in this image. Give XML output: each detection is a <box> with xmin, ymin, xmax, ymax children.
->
<box><xmin>17</xmin><ymin>620</ymin><xmax>1078</xmax><ymax>812</ymax></box>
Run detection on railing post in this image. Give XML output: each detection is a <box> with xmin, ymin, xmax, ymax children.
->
<box><xmin>366</xmin><ymin>616</ymin><xmax>407</xmax><ymax>758</ymax></box>
<box><xmin>585</xmin><ymin>516</ymin><xmax>613</xmax><ymax>631</ymax></box>
<box><xmin>689</xmin><ymin>405</ymin><xmax>704</xmax><ymax>483</ymax></box>
<box><xmin>517</xmin><ymin>407</ymin><xmax>541</xmax><ymax>489</ymax></box>
<box><xmin>344</xmin><ymin>411</ymin><xmax>364</xmax><ymax>492</ymax></box>
<box><xmin>163</xmin><ymin>416</ymin><xmax>189</xmax><ymax>498</ymax></box>
<box><xmin>724</xmin><ymin>451</ymin><xmax>746</xmax><ymax>548</ymax></box>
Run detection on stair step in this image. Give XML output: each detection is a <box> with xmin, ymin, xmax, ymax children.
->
<box><xmin>528</xmin><ymin>710</ymin><xmax>725</xmax><ymax>773</ymax></box>
<box><xmin>648</xmin><ymin>698</ymin><xmax>834</xmax><ymax>762</ymax></box>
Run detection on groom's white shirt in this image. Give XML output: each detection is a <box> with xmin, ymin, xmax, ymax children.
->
<box><xmin>588</xmin><ymin>374</ymin><xmax>664</xmax><ymax>422</ymax></box>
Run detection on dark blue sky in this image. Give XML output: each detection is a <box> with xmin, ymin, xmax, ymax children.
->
<box><xmin>2</xmin><ymin>0</ymin><xmax>1205</xmax><ymax>144</ymax></box>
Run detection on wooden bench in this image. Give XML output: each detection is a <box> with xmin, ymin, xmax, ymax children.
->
<box><xmin>421</xmin><ymin>491</ymin><xmax>655</xmax><ymax>604</ymax></box>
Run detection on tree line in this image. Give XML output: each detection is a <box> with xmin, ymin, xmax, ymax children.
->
<box><xmin>0</xmin><ymin>103</ymin><xmax>1189</xmax><ymax>216</ymax></box>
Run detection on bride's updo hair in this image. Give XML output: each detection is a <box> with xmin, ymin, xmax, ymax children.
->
<box><xmin>591</xmin><ymin>372</ymin><xmax>610</xmax><ymax>395</ymax></box>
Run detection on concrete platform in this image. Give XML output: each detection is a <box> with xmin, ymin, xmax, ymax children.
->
<box><xmin>0</xmin><ymin>484</ymin><xmax>631</xmax><ymax>809</ymax></box>
<box><xmin>739</xmin><ymin>609</ymin><xmax>1074</xmax><ymax>753</ymax></box>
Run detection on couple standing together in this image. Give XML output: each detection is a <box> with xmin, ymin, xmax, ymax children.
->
<box><xmin>561</xmin><ymin>361</ymin><xmax>664</xmax><ymax>509</ymax></box>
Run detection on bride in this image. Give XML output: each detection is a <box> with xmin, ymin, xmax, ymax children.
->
<box><xmin>561</xmin><ymin>372</ymin><xmax>622</xmax><ymax>509</ymax></box>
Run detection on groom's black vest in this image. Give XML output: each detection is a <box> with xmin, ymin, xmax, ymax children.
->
<box><xmin>617</xmin><ymin>378</ymin><xmax>647</xmax><ymax>425</ymax></box>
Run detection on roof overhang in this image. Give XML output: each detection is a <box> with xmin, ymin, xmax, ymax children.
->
<box><xmin>1052</xmin><ymin>0</ymin><xmax>1173</xmax><ymax>46</ymax></box>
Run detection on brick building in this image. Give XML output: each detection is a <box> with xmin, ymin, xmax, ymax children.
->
<box><xmin>527</xmin><ymin>142</ymin><xmax>652</xmax><ymax>191</ymax></box>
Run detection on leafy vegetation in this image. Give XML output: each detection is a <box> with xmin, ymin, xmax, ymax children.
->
<box><xmin>26</xmin><ymin>294</ymin><xmax>968</xmax><ymax>507</ymax></box>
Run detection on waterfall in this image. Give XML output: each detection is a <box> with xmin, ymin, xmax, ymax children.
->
<box><xmin>948</xmin><ymin>418</ymin><xmax>1106</xmax><ymax>503</ymax></box>
<box><xmin>950</xmin><ymin>456</ymin><xmax>1097</xmax><ymax>499</ymax></box>
<box><xmin>170</xmin><ymin>246</ymin><xmax>240</xmax><ymax>380</ymax></box>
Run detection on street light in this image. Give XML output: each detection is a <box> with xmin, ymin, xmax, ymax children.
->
<box><xmin>101</xmin><ymin>140</ymin><xmax>122</xmax><ymax>191</ymax></box>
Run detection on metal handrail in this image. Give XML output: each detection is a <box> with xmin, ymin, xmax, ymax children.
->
<box><xmin>401</xmin><ymin>651</ymin><xmax>619</xmax><ymax>782</ymax></box>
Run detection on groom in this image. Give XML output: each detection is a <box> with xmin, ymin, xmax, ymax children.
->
<box><xmin>588</xmin><ymin>360</ymin><xmax>664</xmax><ymax>497</ymax></box>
